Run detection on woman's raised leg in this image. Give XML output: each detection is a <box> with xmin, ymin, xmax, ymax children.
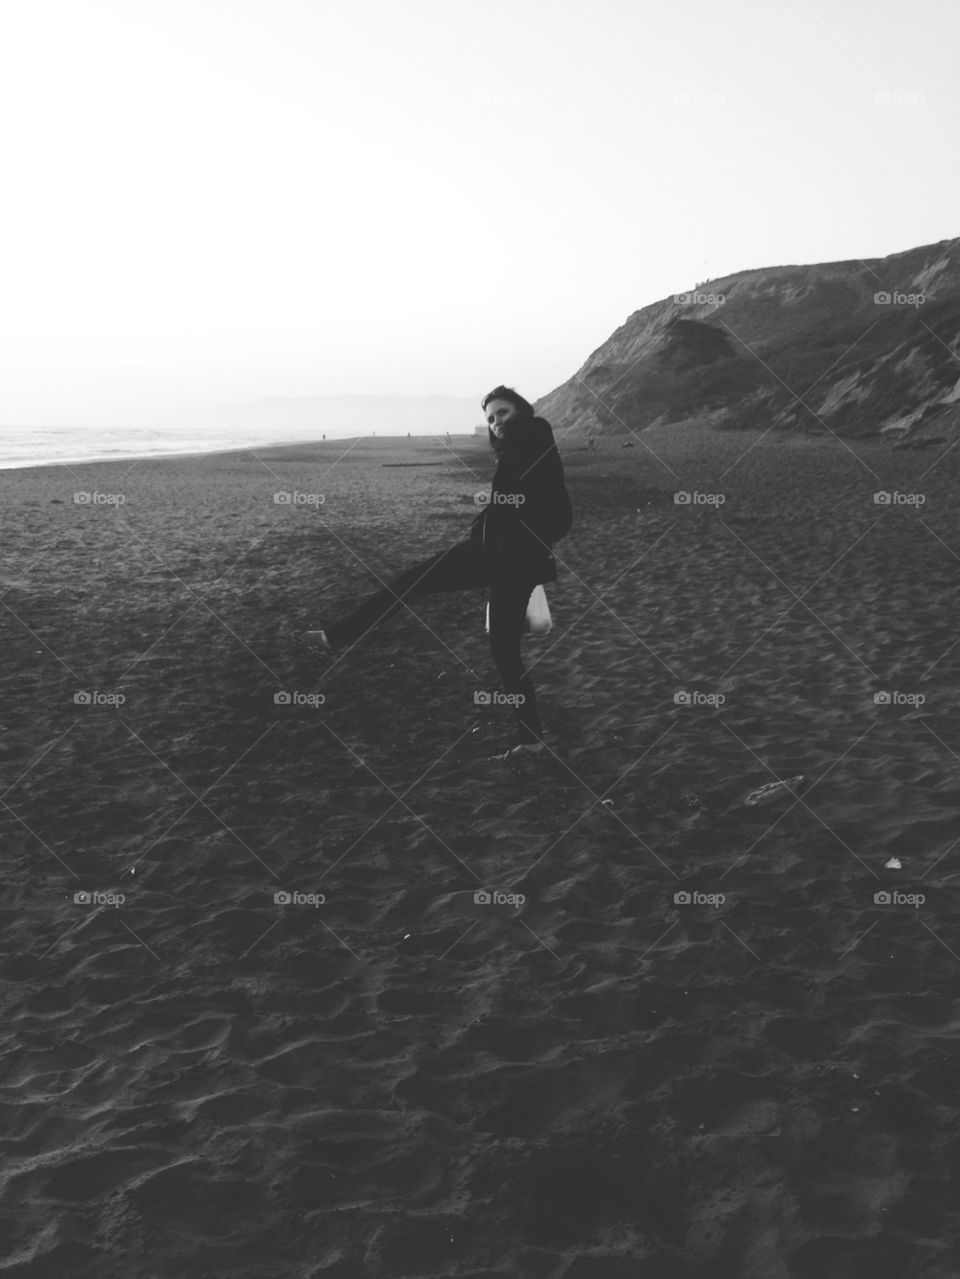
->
<box><xmin>320</xmin><ymin>539</ymin><xmax>488</xmax><ymax>651</ymax></box>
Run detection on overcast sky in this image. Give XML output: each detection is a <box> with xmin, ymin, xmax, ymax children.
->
<box><xmin>1</xmin><ymin>0</ymin><xmax>957</xmax><ymax>427</ymax></box>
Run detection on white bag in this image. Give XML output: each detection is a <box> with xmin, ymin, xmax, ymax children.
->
<box><xmin>485</xmin><ymin>584</ymin><xmax>552</xmax><ymax>637</ymax></box>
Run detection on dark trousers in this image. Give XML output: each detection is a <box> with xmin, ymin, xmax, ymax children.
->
<box><xmin>326</xmin><ymin>539</ymin><xmax>544</xmax><ymax>740</ymax></box>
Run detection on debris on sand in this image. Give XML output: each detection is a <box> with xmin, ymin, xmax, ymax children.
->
<box><xmin>743</xmin><ymin>776</ymin><xmax>804</xmax><ymax>806</ymax></box>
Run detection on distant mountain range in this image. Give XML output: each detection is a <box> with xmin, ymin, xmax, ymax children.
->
<box><xmin>210</xmin><ymin>394</ymin><xmax>483</xmax><ymax>434</ymax></box>
<box><xmin>535</xmin><ymin>237</ymin><xmax>960</xmax><ymax>443</ymax></box>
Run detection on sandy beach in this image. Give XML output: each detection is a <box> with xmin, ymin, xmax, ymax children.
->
<box><xmin>2</xmin><ymin>424</ymin><xmax>959</xmax><ymax>1277</ymax></box>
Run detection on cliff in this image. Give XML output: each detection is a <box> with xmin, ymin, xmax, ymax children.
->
<box><xmin>535</xmin><ymin>238</ymin><xmax>960</xmax><ymax>443</ymax></box>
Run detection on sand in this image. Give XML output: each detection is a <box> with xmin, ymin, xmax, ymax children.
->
<box><xmin>1</xmin><ymin>424</ymin><xmax>959</xmax><ymax>1277</ymax></box>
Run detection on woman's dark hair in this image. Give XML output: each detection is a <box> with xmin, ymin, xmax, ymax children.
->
<box><xmin>481</xmin><ymin>386</ymin><xmax>536</xmax><ymax>458</ymax></box>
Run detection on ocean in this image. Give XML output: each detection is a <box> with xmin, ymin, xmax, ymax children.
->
<box><xmin>0</xmin><ymin>424</ymin><xmax>471</xmax><ymax>471</ymax></box>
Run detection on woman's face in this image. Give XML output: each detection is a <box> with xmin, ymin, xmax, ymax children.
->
<box><xmin>485</xmin><ymin>398</ymin><xmax>520</xmax><ymax>440</ymax></box>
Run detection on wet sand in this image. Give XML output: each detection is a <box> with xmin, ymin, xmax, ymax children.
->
<box><xmin>1</xmin><ymin>424</ymin><xmax>959</xmax><ymax>1276</ymax></box>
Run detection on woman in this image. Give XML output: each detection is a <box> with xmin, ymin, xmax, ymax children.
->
<box><xmin>306</xmin><ymin>386</ymin><xmax>573</xmax><ymax>759</ymax></box>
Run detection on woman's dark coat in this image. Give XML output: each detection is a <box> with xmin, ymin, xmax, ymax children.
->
<box><xmin>468</xmin><ymin>415</ymin><xmax>573</xmax><ymax>584</ymax></box>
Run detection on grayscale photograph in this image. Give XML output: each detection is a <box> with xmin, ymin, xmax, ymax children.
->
<box><xmin>1</xmin><ymin>1</ymin><xmax>958</xmax><ymax>1275</ymax></box>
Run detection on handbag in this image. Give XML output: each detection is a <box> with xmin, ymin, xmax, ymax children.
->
<box><xmin>485</xmin><ymin>584</ymin><xmax>552</xmax><ymax>637</ymax></box>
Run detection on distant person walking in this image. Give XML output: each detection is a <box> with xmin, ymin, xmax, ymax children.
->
<box><xmin>306</xmin><ymin>387</ymin><xmax>573</xmax><ymax>758</ymax></box>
